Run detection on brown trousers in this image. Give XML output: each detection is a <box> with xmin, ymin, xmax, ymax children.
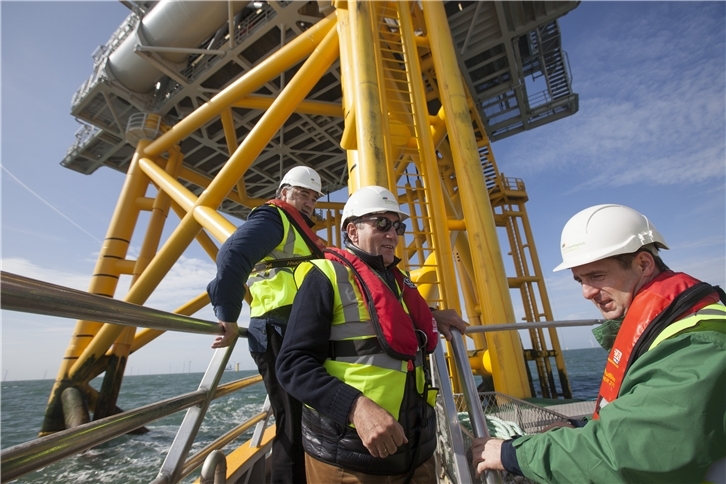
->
<box><xmin>304</xmin><ymin>453</ymin><xmax>437</xmax><ymax>484</ymax></box>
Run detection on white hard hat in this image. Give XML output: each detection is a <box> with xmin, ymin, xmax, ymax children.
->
<box><xmin>342</xmin><ymin>185</ymin><xmax>409</xmax><ymax>227</ymax></box>
<box><xmin>553</xmin><ymin>204</ymin><xmax>668</xmax><ymax>272</ymax></box>
<box><xmin>279</xmin><ymin>166</ymin><xmax>323</xmax><ymax>197</ymax></box>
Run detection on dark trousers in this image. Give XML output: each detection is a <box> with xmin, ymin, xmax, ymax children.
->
<box><xmin>251</xmin><ymin>322</ymin><xmax>306</xmax><ymax>484</ymax></box>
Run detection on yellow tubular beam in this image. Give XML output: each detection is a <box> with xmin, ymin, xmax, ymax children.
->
<box><xmin>133</xmin><ymin>148</ymin><xmax>182</xmax><ymax>283</ymax></box>
<box><xmin>193</xmin><ymin>206</ymin><xmax>236</xmax><ymax>243</ymax></box>
<box><xmin>108</xmin><ymin>152</ymin><xmax>182</xmax><ymax>361</ymax></box>
<box><xmin>69</xmin><ymin>22</ymin><xmax>343</xmax><ymax>375</ymax></box>
<box><xmin>177</xmin><ymin>167</ymin><xmax>266</xmax><ymax>208</ymax></box>
<box><xmin>169</xmin><ymin>200</ymin><xmax>219</xmax><ymax>262</ymax></box>
<box><xmin>422</xmin><ymin>1</ymin><xmax>529</xmax><ymax>397</ymax></box>
<box><xmin>144</xmin><ymin>16</ymin><xmax>336</xmax><ymax>157</ymax></box>
<box><xmin>336</xmin><ymin>6</ymin><xmax>361</xmax><ymax>187</ymax></box>
<box><xmin>349</xmin><ymin>0</ymin><xmax>388</xmax><ymax>187</ymax></box>
<box><xmin>139</xmin><ymin>158</ymin><xmax>196</xmax><ymax>213</ymax></box>
<box><xmin>54</xmin><ymin>140</ymin><xmax>152</xmax><ymax>387</ymax></box>
<box><xmin>190</xmin><ymin>24</ymin><xmax>340</xmax><ymax>213</ymax></box>
<box><xmin>136</xmin><ymin>197</ymin><xmax>155</xmax><ymax>211</ymax></box>
<box><xmin>232</xmin><ymin>95</ymin><xmax>343</xmax><ymax>117</ymax></box>
<box><xmin>114</xmin><ymin>259</ymin><xmax>137</xmax><ymax>275</ymax></box>
<box><xmin>130</xmin><ymin>291</ymin><xmax>211</xmax><ymax>353</ymax></box>
<box><xmin>220</xmin><ymin>107</ymin><xmax>255</xmax><ymax>208</ymax></box>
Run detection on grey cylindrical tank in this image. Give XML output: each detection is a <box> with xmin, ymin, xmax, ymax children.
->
<box><xmin>108</xmin><ymin>0</ymin><xmax>248</xmax><ymax>93</ymax></box>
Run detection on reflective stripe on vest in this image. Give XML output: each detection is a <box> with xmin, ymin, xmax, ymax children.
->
<box><xmin>300</xmin><ymin>258</ymin><xmax>425</xmax><ymax>421</ymax></box>
<box><xmin>649</xmin><ymin>304</ymin><xmax>726</xmax><ymax>351</ymax></box>
<box><xmin>649</xmin><ymin>303</ymin><xmax>726</xmax><ymax>483</ymax></box>
<box><xmin>248</xmin><ymin>207</ymin><xmax>313</xmax><ymax>317</ymax></box>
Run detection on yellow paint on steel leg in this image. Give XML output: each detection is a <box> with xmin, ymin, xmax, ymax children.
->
<box><xmin>349</xmin><ymin>0</ymin><xmax>388</xmax><ymax>188</ymax></box>
<box><xmin>422</xmin><ymin>1</ymin><xmax>529</xmax><ymax>398</ymax></box>
<box><xmin>41</xmin><ymin>139</ymin><xmax>153</xmax><ymax>434</ymax></box>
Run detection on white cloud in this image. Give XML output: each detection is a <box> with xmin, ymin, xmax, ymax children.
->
<box><xmin>1</xmin><ymin>258</ymin><xmax>91</xmax><ymax>291</ymax></box>
<box><xmin>499</xmin><ymin>2</ymin><xmax>725</xmax><ymax>192</ymax></box>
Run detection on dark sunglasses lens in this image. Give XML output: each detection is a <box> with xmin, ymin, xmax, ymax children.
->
<box><xmin>374</xmin><ymin>218</ymin><xmax>405</xmax><ymax>235</ymax></box>
<box><xmin>375</xmin><ymin>218</ymin><xmax>392</xmax><ymax>231</ymax></box>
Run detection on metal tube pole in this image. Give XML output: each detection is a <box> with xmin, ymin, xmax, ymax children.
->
<box><xmin>0</xmin><ymin>271</ymin><xmax>244</xmax><ymax>338</ymax></box>
<box><xmin>449</xmin><ymin>328</ymin><xmax>502</xmax><ymax>484</ymax></box>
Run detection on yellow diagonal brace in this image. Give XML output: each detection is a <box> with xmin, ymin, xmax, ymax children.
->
<box><xmin>232</xmin><ymin>95</ymin><xmax>343</xmax><ymax>117</ymax></box>
<box><xmin>68</xmin><ymin>23</ymin><xmax>341</xmax><ymax>379</ymax></box>
<box><xmin>145</xmin><ymin>16</ymin><xmax>336</xmax><ymax>157</ymax></box>
<box><xmin>130</xmin><ymin>291</ymin><xmax>211</xmax><ymax>353</ymax></box>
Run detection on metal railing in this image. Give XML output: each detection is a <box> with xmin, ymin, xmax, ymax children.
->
<box><xmin>446</xmin><ymin>329</ymin><xmax>503</xmax><ymax>484</ymax></box>
<box><xmin>1</xmin><ymin>271</ymin><xmax>603</xmax><ymax>483</ymax></box>
<box><xmin>0</xmin><ymin>271</ymin><xmax>266</xmax><ymax>483</ymax></box>
<box><xmin>0</xmin><ymin>271</ymin><xmax>245</xmax><ymax>338</ymax></box>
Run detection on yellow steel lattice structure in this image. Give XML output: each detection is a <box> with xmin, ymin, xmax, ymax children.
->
<box><xmin>44</xmin><ymin>0</ymin><xmax>576</xmax><ymax>435</ymax></box>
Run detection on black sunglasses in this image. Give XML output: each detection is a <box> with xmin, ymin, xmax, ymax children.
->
<box><xmin>357</xmin><ymin>217</ymin><xmax>406</xmax><ymax>235</ymax></box>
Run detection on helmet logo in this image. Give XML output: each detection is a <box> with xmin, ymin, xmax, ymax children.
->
<box><xmin>561</xmin><ymin>241</ymin><xmax>585</xmax><ymax>253</ymax></box>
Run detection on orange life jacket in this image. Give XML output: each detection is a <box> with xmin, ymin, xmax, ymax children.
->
<box><xmin>593</xmin><ymin>271</ymin><xmax>720</xmax><ymax>418</ymax></box>
<box><xmin>323</xmin><ymin>246</ymin><xmax>438</xmax><ymax>362</ymax></box>
<box><xmin>266</xmin><ymin>199</ymin><xmax>325</xmax><ymax>256</ymax></box>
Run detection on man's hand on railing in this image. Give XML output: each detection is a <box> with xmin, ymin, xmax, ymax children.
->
<box><xmin>471</xmin><ymin>437</ymin><xmax>505</xmax><ymax>477</ymax></box>
<box><xmin>212</xmin><ymin>321</ymin><xmax>239</xmax><ymax>348</ymax></box>
<box><xmin>432</xmin><ymin>309</ymin><xmax>468</xmax><ymax>340</ymax></box>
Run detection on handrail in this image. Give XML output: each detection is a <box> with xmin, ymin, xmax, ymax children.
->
<box><xmin>0</xmin><ymin>271</ymin><xmax>266</xmax><ymax>482</ymax></box>
<box><xmin>0</xmin><ymin>374</ymin><xmax>264</xmax><ymax>483</ymax></box>
<box><xmin>449</xmin><ymin>329</ymin><xmax>503</xmax><ymax>484</ymax></box>
<box><xmin>433</xmin><ymin>341</ymin><xmax>474</xmax><ymax>483</ymax></box>
<box><xmin>465</xmin><ymin>319</ymin><xmax>603</xmax><ymax>334</ymax></box>
<box><xmin>180</xmin><ymin>411</ymin><xmax>267</xmax><ymax>479</ymax></box>
<box><xmin>200</xmin><ymin>450</ymin><xmax>227</xmax><ymax>484</ymax></box>
<box><xmin>0</xmin><ymin>271</ymin><xmax>247</xmax><ymax>338</ymax></box>
<box><xmin>1</xmin><ymin>390</ymin><xmax>204</xmax><ymax>481</ymax></box>
<box><xmin>153</xmin><ymin>344</ymin><xmax>236</xmax><ymax>483</ymax></box>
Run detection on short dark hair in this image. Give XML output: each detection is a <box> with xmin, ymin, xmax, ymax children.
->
<box><xmin>612</xmin><ymin>247</ymin><xmax>670</xmax><ymax>272</ymax></box>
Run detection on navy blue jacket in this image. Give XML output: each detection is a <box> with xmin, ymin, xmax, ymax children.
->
<box><xmin>207</xmin><ymin>205</ymin><xmax>284</xmax><ymax>323</ymax></box>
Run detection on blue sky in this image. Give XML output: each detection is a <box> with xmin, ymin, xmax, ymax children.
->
<box><xmin>2</xmin><ymin>2</ymin><xmax>724</xmax><ymax>381</ymax></box>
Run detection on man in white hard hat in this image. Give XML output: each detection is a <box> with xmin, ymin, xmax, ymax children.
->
<box><xmin>207</xmin><ymin>166</ymin><xmax>325</xmax><ymax>484</ymax></box>
<box><xmin>472</xmin><ymin>204</ymin><xmax>726</xmax><ymax>483</ymax></box>
<box><xmin>276</xmin><ymin>185</ymin><xmax>466</xmax><ymax>483</ymax></box>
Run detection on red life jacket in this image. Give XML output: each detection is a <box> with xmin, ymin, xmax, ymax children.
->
<box><xmin>323</xmin><ymin>247</ymin><xmax>438</xmax><ymax>362</ymax></box>
<box><xmin>266</xmin><ymin>199</ymin><xmax>325</xmax><ymax>255</ymax></box>
<box><xmin>593</xmin><ymin>271</ymin><xmax>719</xmax><ymax>418</ymax></box>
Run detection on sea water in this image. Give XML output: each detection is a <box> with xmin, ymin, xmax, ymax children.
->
<box><xmin>1</xmin><ymin>348</ymin><xmax>608</xmax><ymax>483</ymax></box>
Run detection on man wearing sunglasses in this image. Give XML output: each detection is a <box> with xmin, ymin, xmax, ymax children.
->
<box><xmin>207</xmin><ymin>166</ymin><xmax>325</xmax><ymax>484</ymax></box>
<box><xmin>276</xmin><ymin>185</ymin><xmax>466</xmax><ymax>483</ymax></box>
